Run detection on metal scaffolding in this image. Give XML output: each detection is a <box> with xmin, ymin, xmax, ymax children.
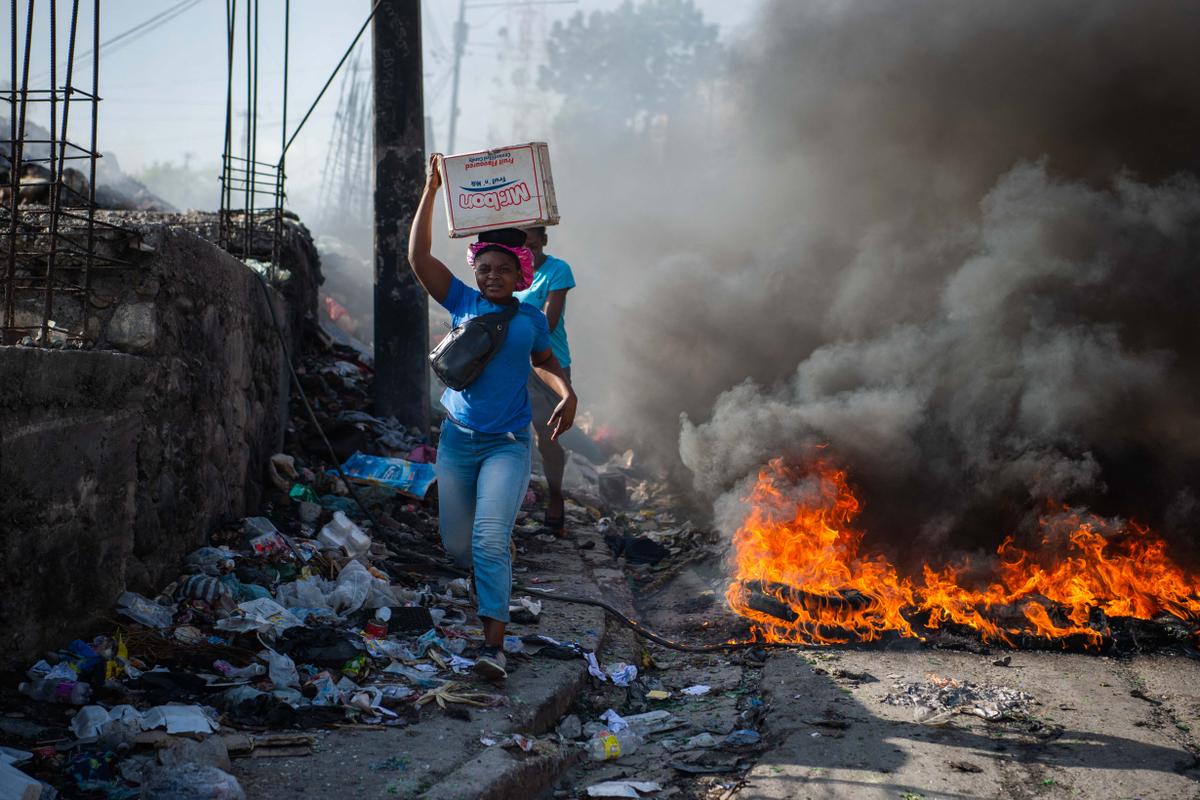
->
<box><xmin>2</xmin><ymin>0</ymin><xmax>134</xmax><ymax>346</ymax></box>
<box><xmin>218</xmin><ymin>0</ymin><xmax>289</xmax><ymax>274</ymax></box>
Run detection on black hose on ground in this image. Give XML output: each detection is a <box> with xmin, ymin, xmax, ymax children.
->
<box><xmin>516</xmin><ymin>584</ymin><xmax>807</xmax><ymax>654</ymax></box>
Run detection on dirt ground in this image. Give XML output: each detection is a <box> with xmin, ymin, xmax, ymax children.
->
<box><xmin>549</xmin><ymin>556</ymin><xmax>1200</xmax><ymax>800</ymax></box>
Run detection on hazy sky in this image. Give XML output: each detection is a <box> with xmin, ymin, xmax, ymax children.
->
<box><xmin>6</xmin><ymin>0</ymin><xmax>760</xmax><ymax>213</ymax></box>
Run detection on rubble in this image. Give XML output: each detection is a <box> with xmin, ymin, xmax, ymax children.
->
<box><xmin>883</xmin><ymin>673</ymin><xmax>1036</xmax><ymax>724</ymax></box>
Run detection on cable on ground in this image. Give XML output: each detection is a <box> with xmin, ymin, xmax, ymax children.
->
<box><xmin>515</xmin><ymin>584</ymin><xmax>806</xmax><ymax>654</ymax></box>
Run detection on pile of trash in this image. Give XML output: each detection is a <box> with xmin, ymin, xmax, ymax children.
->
<box><xmin>549</xmin><ymin>694</ymin><xmax>766</xmax><ymax>797</ymax></box>
<box><xmin>883</xmin><ymin>673</ymin><xmax>1036</xmax><ymax>724</ymax></box>
<box><xmin>0</xmin><ymin>484</ymin><xmax>541</xmax><ymax>798</ymax></box>
<box><xmin>0</xmin><ymin>337</ymin><xmax>578</xmax><ymax>799</ymax></box>
<box><xmin>1</xmin><ymin>318</ymin><xmax>690</xmax><ymax>797</ymax></box>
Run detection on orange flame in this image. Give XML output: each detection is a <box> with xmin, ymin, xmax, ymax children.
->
<box><xmin>725</xmin><ymin>459</ymin><xmax>1200</xmax><ymax>647</ymax></box>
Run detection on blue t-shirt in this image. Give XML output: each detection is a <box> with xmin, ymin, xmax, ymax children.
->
<box><xmin>437</xmin><ymin>277</ymin><xmax>551</xmax><ymax>433</ymax></box>
<box><xmin>514</xmin><ymin>255</ymin><xmax>575</xmax><ymax>367</ymax></box>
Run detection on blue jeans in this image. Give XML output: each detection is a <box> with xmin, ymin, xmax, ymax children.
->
<box><xmin>436</xmin><ymin>418</ymin><xmax>532</xmax><ymax>623</ymax></box>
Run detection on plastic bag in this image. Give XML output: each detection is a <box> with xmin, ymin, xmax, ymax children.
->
<box><xmin>183</xmin><ymin>547</ymin><xmax>236</xmax><ymax>576</ymax></box>
<box><xmin>308</xmin><ymin>672</ymin><xmax>341</xmax><ymax>706</ymax></box>
<box><xmin>243</xmin><ymin>517</ymin><xmax>289</xmax><ymax>557</ymax></box>
<box><xmin>71</xmin><ymin>705</ymin><xmax>119</xmax><ymax>739</ymax></box>
<box><xmin>116</xmin><ymin>591</ymin><xmax>175</xmax><ymax>629</ymax></box>
<box><xmin>326</xmin><ymin>560</ymin><xmax>373</xmax><ymax>616</ymax></box>
<box><xmin>264</xmin><ymin>649</ymin><xmax>299</xmax><ymax>689</ymax></box>
<box><xmin>140</xmin><ymin>763</ymin><xmax>245</xmax><ymax>800</ymax></box>
<box><xmin>214</xmin><ymin>598</ymin><xmax>303</xmax><ymax>635</ymax></box>
<box><xmin>275</xmin><ymin>576</ymin><xmax>333</xmax><ymax>610</ymax></box>
<box><xmin>366</xmin><ymin>574</ymin><xmax>399</xmax><ymax>610</ymax></box>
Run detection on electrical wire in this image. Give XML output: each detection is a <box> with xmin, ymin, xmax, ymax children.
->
<box><xmin>31</xmin><ymin>0</ymin><xmax>203</xmax><ymax>83</ymax></box>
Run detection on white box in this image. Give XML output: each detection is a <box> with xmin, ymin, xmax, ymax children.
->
<box><xmin>439</xmin><ymin>142</ymin><xmax>559</xmax><ymax>238</ymax></box>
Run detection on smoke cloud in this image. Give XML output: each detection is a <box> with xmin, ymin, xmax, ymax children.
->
<box><xmin>548</xmin><ymin>0</ymin><xmax>1200</xmax><ymax>556</ymax></box>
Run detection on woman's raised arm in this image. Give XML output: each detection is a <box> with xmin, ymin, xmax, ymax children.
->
<box><xmin>407</xmin><ymin>154</ymin><xmax>454</xmax><ymax>304</ymax></box>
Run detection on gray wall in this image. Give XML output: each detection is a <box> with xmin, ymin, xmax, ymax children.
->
<box><xmin>0</xmin><ymin>221</ymin><xmax>317</xmax><ymax>663</ymax></box>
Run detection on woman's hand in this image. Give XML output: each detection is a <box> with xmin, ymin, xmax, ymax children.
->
<box><xmin>426</xmin><ymin>153</ymin><xmax>443</xmax><ymax>191</ymax></box>
<box><xmin>548</xmin><ymin>391</ymin><xmax>578</xmax><ymax>441</ymax></box>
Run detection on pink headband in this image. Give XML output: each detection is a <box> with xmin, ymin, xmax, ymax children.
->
<box><xmin>467</xmin><ymin>241</ymin><xmax>535</xmax><ymax>291</ymax></box>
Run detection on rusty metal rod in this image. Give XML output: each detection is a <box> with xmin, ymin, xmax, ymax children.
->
<box><xmin>81</xmin><ymin>0</ymin><xmax>98</xmax><ymax>342</ymax></box>
<box><xmin>5</xmin><ymin>0</ymin><xmax>36</xmax><ymax>332</ymax></box>
<box><xmin>43</xmin><ymin>0</ymin><xmax>83</xmax><ymax>344</ymax></box>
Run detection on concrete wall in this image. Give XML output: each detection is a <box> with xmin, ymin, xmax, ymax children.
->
<box><xmin>0</xmin><ymin>218</ymin><xmax>319</xmax><ymax>663</ymax></box>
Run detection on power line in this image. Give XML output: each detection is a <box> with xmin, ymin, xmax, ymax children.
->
<box><xmin>32</xmin><ymin>0</ymin><xmax>203</xmax><ymax>82</ymax></box>
<box><xmin>444</xmin><ymin>0</ymin><xmax>576</xmax><ymax>153</ymax></box>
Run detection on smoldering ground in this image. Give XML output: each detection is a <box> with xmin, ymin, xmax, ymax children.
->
<box><xmin>549</xmin><ymin>0</ymin><xmax>1200</xmax><ymax>561</ymax></box>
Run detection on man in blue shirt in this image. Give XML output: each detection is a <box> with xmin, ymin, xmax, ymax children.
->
<box><xmin>515</xmin><ymin>226</ymin><xmax>576</xmax><ymax>535</ymax></box>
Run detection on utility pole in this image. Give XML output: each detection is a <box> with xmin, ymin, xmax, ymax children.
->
<box><xmin>373</xmin><ymin>0</ymin><xmax>429</xmax><ymax>431</ymax></box>
<box><xmin>446</xmin><ymin>0</ymin><xmax>467</xmax><ymax>154</ymax></box>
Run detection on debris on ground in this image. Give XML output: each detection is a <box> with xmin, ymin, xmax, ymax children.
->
<box><xmin>883</xmin><ymin>673</ymin><xmax>1036</xmax><ymax>723</ymax></box>
<box><xmin>0</xmin><ymin>333</ymin><xmax>617</xmax><ymax>798</ymax></box>
<box><xmin>586</xmin><ymin>779</ymin><xmax>663</xmax><ymax>797</ymax></box>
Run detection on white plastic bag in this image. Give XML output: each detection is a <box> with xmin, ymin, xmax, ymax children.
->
<box><xmin>326</xmin><ymin>560</ymin><xmax>372</xmax><ymax>615</ymax></box>
<box><xmin>116</xmin><ymin>591</ymin><xmax>175</xmax><ymax>629</ymax></box>
<box><xmin>214</xmin><ymin>598</ymin><xmax>303</xmax><ymax>635</ymax></box>
<box><xmin>263</xmin><ymin>649</ymin><xmax>299</xmax><ymax>689</ymax></box>
<box><xmin>274</xmin><ymin>576</ymin><xmax>333</xmax><ymax>610</ymax></box>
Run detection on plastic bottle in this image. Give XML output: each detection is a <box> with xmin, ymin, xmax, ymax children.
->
<box><xmin>586</xmin><ymin>728</ymin><xmax>641</xmax><ymax>761</ymax></box>
<box><xmin>19</xmin><ymin>678</ymin><xmax>92</xmax><ymax>705</ymax></box>
<box><xmin>317</xmin><ymin>511</ymin><xmax>372</xmax><ymax>559</ymax></box>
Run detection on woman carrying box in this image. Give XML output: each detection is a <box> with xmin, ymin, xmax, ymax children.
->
<box><xmin>408</xmin><ymin>154</ymin><xmax>577</xmax><ymax>681</ymax></box>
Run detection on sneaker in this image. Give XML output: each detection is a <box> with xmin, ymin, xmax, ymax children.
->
<box><xmin>473</xmin><ymin>647</ymin><xmax>507</xmax><ymax>681</ymax></box>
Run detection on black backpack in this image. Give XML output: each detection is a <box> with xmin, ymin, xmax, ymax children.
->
<box><xmin>428</xmin><ymin>300</ymin><xmax>521</xmax><ymax>390</ymax></box>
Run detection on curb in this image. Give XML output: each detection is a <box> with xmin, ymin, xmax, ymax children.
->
<box><xmin>421</xmin><ymin>532</ymin><xmax>610</xmax><ymax>800</ymax></box>
<box><xmin>422</xmin><ymin>742</ymin><xmax>584</xmax><ymax>800</ymax></box>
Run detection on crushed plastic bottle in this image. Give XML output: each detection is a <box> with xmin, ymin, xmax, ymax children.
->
<box><xmin>317</xmin><ymin>511</ymin><xmax>372</xmax><ymax>559</ymax></box>
<box><xmin>586</xmin><ymin>728</ymin><xmax>641</xmax><ymax>761</ymax></box>
<box><xmin>19</xmin><ymin>678</ymin><xmax>91</xmax><ymax>705</ymax></box>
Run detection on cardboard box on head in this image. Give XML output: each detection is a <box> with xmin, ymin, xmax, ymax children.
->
<box><xmin>439</xmin><ymin>142</ymin><xmax>559</xmax><ymax>238</ymax></box>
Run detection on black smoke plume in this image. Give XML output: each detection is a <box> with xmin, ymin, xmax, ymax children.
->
<box><xmin>553</xmin><ymin>0</ymin><xmax>1200</xmax><ymax>560</ymax></box>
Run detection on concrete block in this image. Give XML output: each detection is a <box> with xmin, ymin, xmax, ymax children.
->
<box><xmin>106</xmin><ymin>301</ymin><xmax>158</xmax><ymax>353</ymax></box>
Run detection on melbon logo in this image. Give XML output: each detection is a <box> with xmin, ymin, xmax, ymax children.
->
<box><xmin>457</xmin><ymin>179</ymin><xmax>532</xmax><ymax>211</ymax></box>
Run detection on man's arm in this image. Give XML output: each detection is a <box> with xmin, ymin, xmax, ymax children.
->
<box><xmin>531</xmin><ymin>349</ymin><xmax>577</xmax><ymax>440</ymax></box>
<box><xmin>407</xmin><ymin>154</ymin><xmax>454</xmax><ymax>304</ymax></box>
<box><xmin>542</xmin><ymin>288</ymin><xmax>569</xmax><ymax>333</ymax></box>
